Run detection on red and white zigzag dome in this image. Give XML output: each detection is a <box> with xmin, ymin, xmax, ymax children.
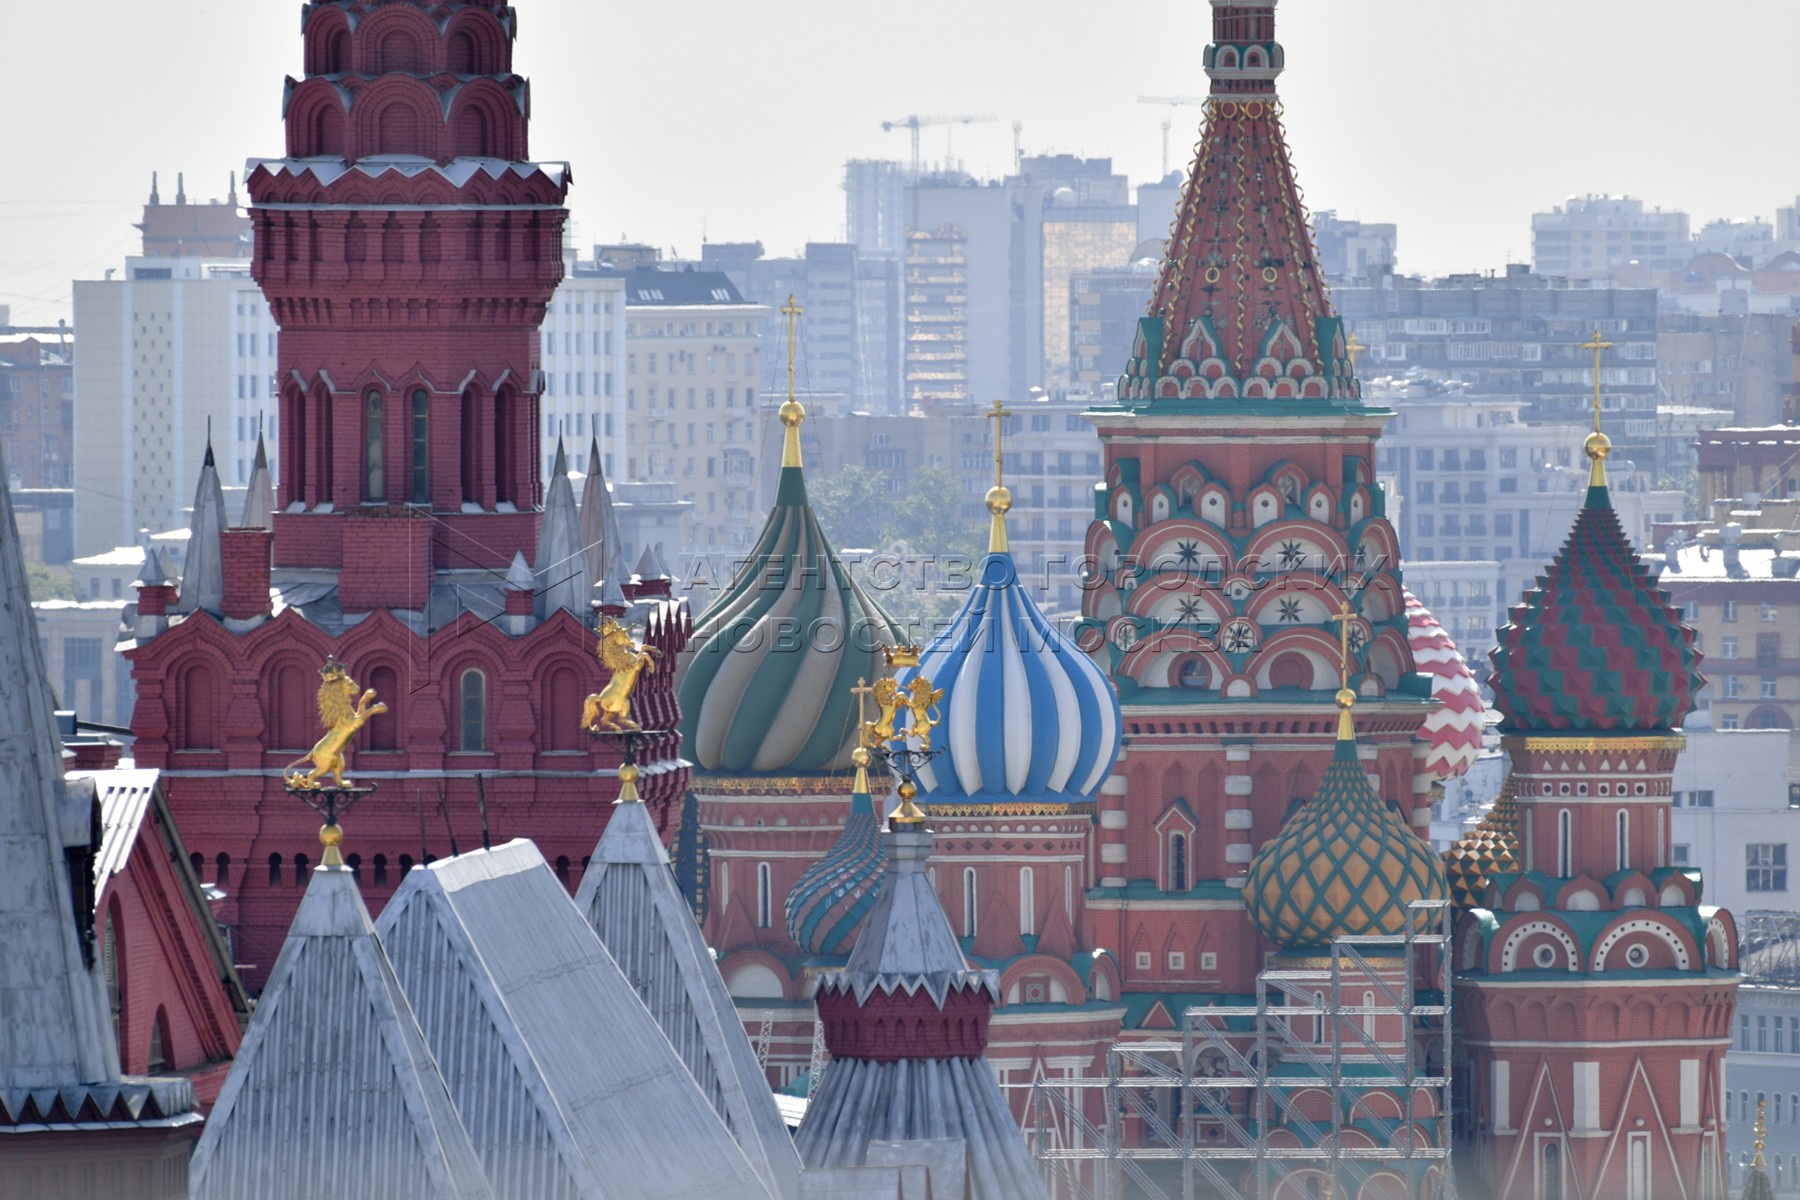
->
<box><xmin>1405</xmin><ymin>589</ymin><xmax>1485</xmax><ymax>780</ymax></box>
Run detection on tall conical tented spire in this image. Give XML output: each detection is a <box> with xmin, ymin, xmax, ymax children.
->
<box><xmin>1121</xmin><ymin>0</ymin><xmax>1355</xmax><ymax>408</ymax></box>
<box><xmin>0</xmin><ymin>439</ymin><xmax>149</xmax><ymax>1098</ymax></box>
<box><xmin>536</xmin><ymin>439</ymin><xmax>592</xmax><ymax>618</ymax></box>
<box><xmin>573</xmin><ymin>792</ymin><xmax>803</xmax><ymax>1199</ymax></box>
<box><xmin>786</xmin><ymin>750</ymin><xmax>884</xmax><ymax>957</ymax></box>
<box><xmin>1241</xmin><ymin>684</ymin><xmax>1448</xmax><ymax>951</ymax></box>
<box><xmin>149</xmin><ymin>171</ymin><xmax>161</xmax><ymax>205</ymax></box>
<box><xmin>677</xmin><ymin>307</ymin><xmax>906</xmax><ymax>774</ymax></box>
<box><xmin>377</xmin><ymin>841</ymin><xmax>776</xmax><ymax>1200</ymax></box>
<box><xmin>906</xmin><ymin>405</ymin><xmax>1122</xmax><ymax>802</ymax></box>
<box><xmin>177</xmin><ymin>435</ymin><xmax>228</xmax><ymax>614</ymax></box>
<box><xmin>800</xmin><ymin>823</ymin><xmax>1046</xmax><ymax>1200</ymax></box>
<box><xmin>190</xmin><ymin>863</ymin><xmax>492</xmax><ymax>1200</ymax></box>
<box><xmin>1487</xmin><ymin>423</ymin><xmax>1704</xmax><ymax>733</ymax></box>
<box><xmin>580</xmin><ymin>434</ymin><xmax>624</xmax><ymax>591</ymax></box>
<box><xmin>239</xmin><ymin>429</ymin><xmax>276</xmax><ymax>530</ymax></box>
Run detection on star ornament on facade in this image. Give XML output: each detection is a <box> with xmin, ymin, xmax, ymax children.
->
<box><xmin>1176</xmin><ymin>539</ymin><xmax>1202</xmax><ymax>569</ymax></box>
<box><xmin>1222</xmin><ymin>619</ymin><xmax>1258</xmax><ymax>655</ymax></box>
<box><xmin>1177</xmin><ymin>597</ymin><xmax>1205</xmax><ymax>625</ymax></box>
<box><xmin>1278</xmin><ymin>539</ymin><xmax>1306</xmax><ymax>570</ymax></box>
<box><xmin>1276</xmin><ymin>598</ymin><xmax>1302</xmax><ymax>624</ymax></box>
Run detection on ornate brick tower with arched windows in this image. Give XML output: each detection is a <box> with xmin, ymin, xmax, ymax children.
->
<box><xmin>126</xmin><ymin>2</ymin><xmax>687</xmax><ymax>991</ymax></box>
<box><xmin>1072</xmin><ymin>0</ymin><xmax>1438</xmax><ymax>1043</ymax></box>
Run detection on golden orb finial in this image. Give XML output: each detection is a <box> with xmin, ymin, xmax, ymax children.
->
<box><xmin>616</xmin><ymin>760</ymin><xmax>642</xmax><ymax>805</ymax></box>
<box><xmin>1328</xmin><ymin>601</ymin><xmax>1359</xmax><ymax>742</ymax></box>
<box><xmin>851</xmin><ymin>744</ymin><xmax>872</xmax><ymax>795</ymax></box>
<box><xmin>889</xmin><ymin>778</ymin><xmax>928</xmax><ymax>829</ymax></box>
<box><xmin>320</xmin><ymin>822</ymin><xmax>344</xmax><ymax>868</ymax></box>
<box><xmin>1582</xmin><ymin>329</ymin><xmax>1614</xmax><ymax>489</ymax></box>
<box><xmin>780</xmin><ymin>295</ymin><xmax>806</xmax><ymax>469</ymax></box>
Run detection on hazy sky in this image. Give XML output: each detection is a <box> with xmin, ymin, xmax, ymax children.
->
<box><xmin>4</xmin><ymin>0</ymin><xmax>1799</xmax><ymax>328</ymax></box>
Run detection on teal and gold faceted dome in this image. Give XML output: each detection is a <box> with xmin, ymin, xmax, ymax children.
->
<box><xmin>1242</xmin><ymin>698</ymin><xmax>1448</xmax><ymax>950</ymax></box>
<box><xmin>1488</xmin><ymin>468</ymin><xmax>1703</xmax><ymax>734</ymax></box>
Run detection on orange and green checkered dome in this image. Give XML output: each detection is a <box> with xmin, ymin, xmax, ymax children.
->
<box><xmin>1488</xmin><ymin>483</ymin><xmax>1703</xmax><ymax>734</ymax></box>
<box><xmin>1242</xmin><ymin>738</ymin><xmax>1448</xmax><ymax>951</ymax></box>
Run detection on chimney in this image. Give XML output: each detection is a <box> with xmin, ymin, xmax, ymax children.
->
<box><xmin>1723</xmin><ymin>522</ymin><xmax>1745</xmax><ymax>578</ymax></box>
<box><xmin>220</xmin><ymin>528</ymin><xmax>275</xmax><ymax>621</ymax></box>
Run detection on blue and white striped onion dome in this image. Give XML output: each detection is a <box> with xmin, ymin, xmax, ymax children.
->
<box><xmin>902</xmin><ymin>552</ymin><xmax>1121</xmax><ymax>801</ymax></box>
<box><xmin>785</xmin><ymin>786</ymin><xmax>883</xmax><ymax>957</ymax></box>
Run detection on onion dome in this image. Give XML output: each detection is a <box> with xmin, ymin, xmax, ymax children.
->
<box><xmin>904</xmin><ymin>405</ymin><xmax>1121</xmax><ymax>803</ymax></box>
<box><xmin>1488</xmin><ymin>407</ymin><xmax>1703</xmax><ymax>733</ymax></box>
<box><xmin>1404</xmin><ymin>589</ymin><xmax>1485</xmax><ymax>781</ymax></box>
<box><xmin>1444</xmin><ymin>776</ymin><xmax>1519</xmax><ymax>910</ymax></box>
<box><xmin>1242</xmin><ymin>684</ymin><xmax>1448</xmax><ymax>951</ymax></box>
<box><xmin>677</xmin><ymin>378</ymin><xmax>905</xmax><ymax>775</ymax></box>
<box><xmin>785</xmin><ymin>750</ymin><xmax>885</xmax><ymax>956</ymax></box>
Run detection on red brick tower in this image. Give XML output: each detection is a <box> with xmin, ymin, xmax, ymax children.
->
<box><xmin>1074</xmin><ymin>0</ymin><xmax>1434</xmax><ymax>1040</ymax></box>
<box><xmin>127</xmin><ymin>1</ymin><xmax>687</xmax><ymax>990</ymax></box>
<box><xmin>1453</xmin><ymin>423</ymin><xmax>1738</xmax><ymax>1200</ymax></box>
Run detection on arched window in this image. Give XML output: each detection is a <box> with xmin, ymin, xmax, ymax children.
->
<box><xmin>271</xmin><ymin>661</ymin><xmax>312</xmax><ymax>750</ymax></box>
<box><xmin>963</xmin><ymin>867</ymin><xmax>979</xmax><ymax>939</ymax></box>
<box><xmin>718</xmin><ymin>860</ymin><xmax>730</xmax><ymax>910</ymax></box>
<box><xmin>1557</xmin><ymin>809</ymin><xmax>1572</xmax><ymax>878</ymax></box>
<box><xmin>364</xmin><ymin>390</ymin><xmax>385</xmax><ymax>501</ymax></box>
<box><xmin>399</xmin><ymin>854</ymin><xmax>414</xmax><ymax>876</ymax></box>
<box><xmin>189</xmin><ymin>851</ymin><xmax>203</xmax><ymax>878</ymax></box>
<box><xmin>310</xmin><ymin>104</ymin><xmax>344</xmax><ymax>158</ymax></box>
<box><xmin>454</xmin><ymin>105</ymin><xmax>490</xmax><ymax>158</ymax></box>
<box><xmin>458</xmin><ymin>668</ymin><xmax>487</xmax><ymax>751</ymax></box>
<box><xmin>215</xmin><ymin>852</ymin><xmax>230</xmax><ymax>889</ymax></box>
<box><xmin>1524</xmin><ymin>809</ymin><xmax>1535</xmax><ymax>871</ymax></box>
<box><xmin>493</xmin><ymin>387</ymin><xmax>516</xmax><ymax>502</ymax></box>
<box><xmin>1362</xmin><ymin>989</ymin><xmax>1377</xmax><ymax>1036</ymax></box>
<box><xmin>268</xmin><ymin>853</ymin><xmax>283</xmax><ymax>887</ymax></box>
<box><xmin>1311</xmin><ymin>991</ymin><xmax>1326</xmax><ymax>1044</ymax></box>
<box><xmin>1616</xmin><ymin>809</ymin><xmax>1630</xmax><ymax>872</ymax></box>
<box><xmin>756</xmin><ymin>862</ymin><xmax>772</xmax><ymax>929</ymax></box>
<box><xmin>544</xmin><ymin>665</ymin><xmax>583</xmax><ymax>752</ymax></box>
<box><xmin>366</xmin><ymin>665</ymin><xmax>399</xmax><ymax>751</ymax></box>
<box><xmin>294</xmin><ymin>853</ymin><xmax>309</xmax><ymax>885</ymax></box>
<box><xmin>1542</xmin><ymin>1141</ymin><xmax>1563</xmax><ymax>1200</ymax></box>
<box><xmin>1170</xmin><ymin>833</ymin><xmax>1188</xmax><ymax>892</ymax></box>
<box><xmin>378</xmin><ymin>29</ymin><xmax>421</xmax><ymax>73</ymax></box>
<box><xmin>1065</xmin><ymin>865</ymin><xmax>1075</xmax><ymax>923</ymax></box>
<box><xmin>346</xmin><ymin>853</ymin><xmax>362</xmax><ymax>883</ymax></box>
<box><xmin>373</xmin><ymin>854</ymin><xmax>388</xmax><ymax>887</ymax></box>
<box><xmin>102</xmin><ymin>899</ymin><xmax>123</xmax><ymax>1058</ymax></box>
<box><xmin>460</xmin><ymin>386</ymin><xmax>482</xmax><ymax>504</ymax></box>
<box><xmin>410</xmin><ymin>388</ymin><xmax>430</xmax><ymax>503</ymax></box>
<box><xmin>554</xmin><ymin>855</ymin><xmax>570</xmax><ymax>885</ymax></box>
<box><xmin>1019</xmin><ymin>867</ymin><xmax>1035</xmax><ymax>937</ymax></box>
<box><xmin>447</xmin><ymin>29</ymin><xmax>478</xmax><ymax>74</ymax></box>
<box><xmin>178</xmin><ymin>663</ymin><xmax>217</xmax><ymax>750</ymax></box>
<box><xmin>147</xmin><ymin>1007</ymin><xmax>171</xmax><ymax>1074</ymax></box>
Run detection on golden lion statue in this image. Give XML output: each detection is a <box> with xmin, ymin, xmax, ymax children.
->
<box><xmin>284</xmin><ymin>657</ymin><xmax>386</xmax><ymax>791</ymax></box>
<box><xmin>862</xmin><ymin>677</ymin><xmax>904</xmax><ymax>748</ymax></box>
<box><xmin>906</xmin><ymin>676</ymin><xmax>945</xmax><ymax>751</ymax></box>
<box><xmin>582</xmin><ymin>616</ymin><xmax>661</xmax><ymax>733</ymax></box>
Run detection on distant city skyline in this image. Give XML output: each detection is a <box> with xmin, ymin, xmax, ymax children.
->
<box><xmin>3</xmin><ymin>0</ymin><xmax>1799</xmax><ymax>328</ymax></box>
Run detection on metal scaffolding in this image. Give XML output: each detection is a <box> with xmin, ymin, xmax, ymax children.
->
<box><xmin>1014</xmin><ymin>899</ymin><xmax>1455</xmax><ymax>1200</ymax></box>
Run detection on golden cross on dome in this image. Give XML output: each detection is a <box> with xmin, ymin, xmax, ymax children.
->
<box><xmin>1755</xmin><ymin>1097</ymin><xmax>1769</xmax><ymax>1169</ymax></box>
<box><xmin>1328</xmin><ymin>599</ymin><xmax>1358</xmax><ymax>741</ymax></box>
<box><xmin>987</xmin><ymin>399</ymin><xmax>1012</xmax><ymax>490</ymax></box>
<box><xmin>1345</xmin><ymin>331</ymin><xmax>1365</xmax><ymax>373</ymax></box>
<box><xmin>1583</xmin><ymin>328</ymin><xmax>1613</xmax><ymax>435</ymax></box>
<box><xmin>851</xmin><ymin>676</ymin><xmax>875</xmax><ymax>729</ymax></box>
<box><xmin>1329</xmin><ymin>599</ymin><xmax>1355</xmax><ymax>689</ymax></box>
<box><xmin>778</xmin><ymin>295</ymin><xmax>806</xmax><ymax>469</ymax></box>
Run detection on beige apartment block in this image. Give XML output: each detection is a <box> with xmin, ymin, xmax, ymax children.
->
<box><xmin>72</xmin><ymin>258</ymin><xmax>275</xmax><ymax>556</ymax></box>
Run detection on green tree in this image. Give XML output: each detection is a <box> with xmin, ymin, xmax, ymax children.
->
<box><xmin>886</xmin><ymin>466</ymin><xmax>984</xmax><ymax>563</ymax></box>
<box><xmin>26</xmin><ymin>562</ymin><xmax>75</xmax><ymax>603</ymax></box>
<box><xmin>808</xmin><ymin>466</ymin><xmax>891</xmax><ymax>551</ymax></box>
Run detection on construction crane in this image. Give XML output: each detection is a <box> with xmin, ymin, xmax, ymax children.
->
<box><xmin>1138</xmin><ymin>95</ymin><xmax>1208</xmax><ymax>177</ymax></box>
<box><xmin>880</xmin><ymin>114</ymin><xmax>997</xmax><ymax>176</ymax></box>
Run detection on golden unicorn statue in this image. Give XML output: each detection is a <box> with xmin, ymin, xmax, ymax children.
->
<box><xmin>284</xmin><ymin>657</ymin><xmax>387</xmax><ymax>791</ymax></box>
<box><xmin>582</xmin><ymin>616</ymin><xmax>661</xmax><ymax>733</ymax></box>
<box><xmin>905</xmin><ymin>676</ymin><xmax>945</xmax><ymax>751</ymax></box>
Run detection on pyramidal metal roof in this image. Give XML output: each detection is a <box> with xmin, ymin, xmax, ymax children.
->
<box><xmin>377</xmin><ymin>839</ymin><xmax>776</xmax><ymax>1200</ymax></box>
<box><xmin>574</xmin><ymin>800</ymin><xmax>803</xmax><ymax>1200</ymax></box>
<box><xmin>190</xmin><ymin>865</ymin><xmax>493</xmax><ymax>1200</ymax></box>
<box><xmin>177</xmin><ymin>438</ymin><xmax>228</xmax><ymax>614</ymax></box>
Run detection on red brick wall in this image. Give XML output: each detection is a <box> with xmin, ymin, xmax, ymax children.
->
<box><xmin>338</xmin><ymin>511</ymin><xmax>431</xmax><ymax>612</ymax></box>
<box><xmin>219</xmin><ymin>529</ymin><xmax>274</xmax><ymax>620</ymax></box>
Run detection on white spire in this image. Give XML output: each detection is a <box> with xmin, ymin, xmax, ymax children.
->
<box><xmin>239</xmin><ymin>429</ymin><xmax>275</xmax><ymax>530</ymax></box>
<box><xmin>535</xmin><ymin>439</ymin><xmax>591</xmax><ymax>618</ymax></box>
<box><xmin>177</xmin><ymin>436</ymin><xmax>228</xmax><ymax>614</ymax></box>
<box><xmin>579</xmin><ymin>434</ymin><xmax>624</xmax><ymax>590</ymax></box>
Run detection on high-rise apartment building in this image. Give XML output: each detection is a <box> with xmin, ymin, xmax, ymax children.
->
<box><xmin>0</xmin><ymin>336</ymin><xmax>74</xmax><ymax>490</ymax></box>
<box><xmin>620</xmin><ymin>266</ymin><xmax>768</xmax><ymax>552</ymax></box>
<box><xmin>844</xmin><ymin>158</ymin><xmax>908</xmax><ymax>257</ymax></box>
<box><xmin>537</xmin><ymin>263</ymin><xmax>626</xmax><ymax>480</ymax></box>
<box><xmin>1531</xmin><ymin>194</ymin><xmax>1693</xmax><ymax>279</ymax></box>
<box><xmin>71</xmin><ymin>182</ymin><xmax>271</xmax><ymax>555</ymax></box>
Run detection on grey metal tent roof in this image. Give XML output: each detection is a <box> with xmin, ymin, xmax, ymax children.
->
<box><xmin>177</xmin><ymin>438</ymin><xmax>228</xmax><ymax>614</ymax></box>
<box><xmin>377</xmin><ymin>839</ymin><xmax>776</xmax><ymax>1200</ymax></box>
<box><xmin>190</xmin><ymin>865</ymin><xmax>493</xmax><ymax>1200</ymax></box>
<box><xmin>240</xmin><ymin>431</ymin><xmax>276</xmax><ymax>530</ymax></box>
<box><xmin>575</xmin><ymin>800</ymin><xmax>804</xmax><ymax>1200</ymax></box>
<box><xmin>536</xmin><ymin>441</ymin><xmax>592</xmax><ymax>619</ymax></box>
